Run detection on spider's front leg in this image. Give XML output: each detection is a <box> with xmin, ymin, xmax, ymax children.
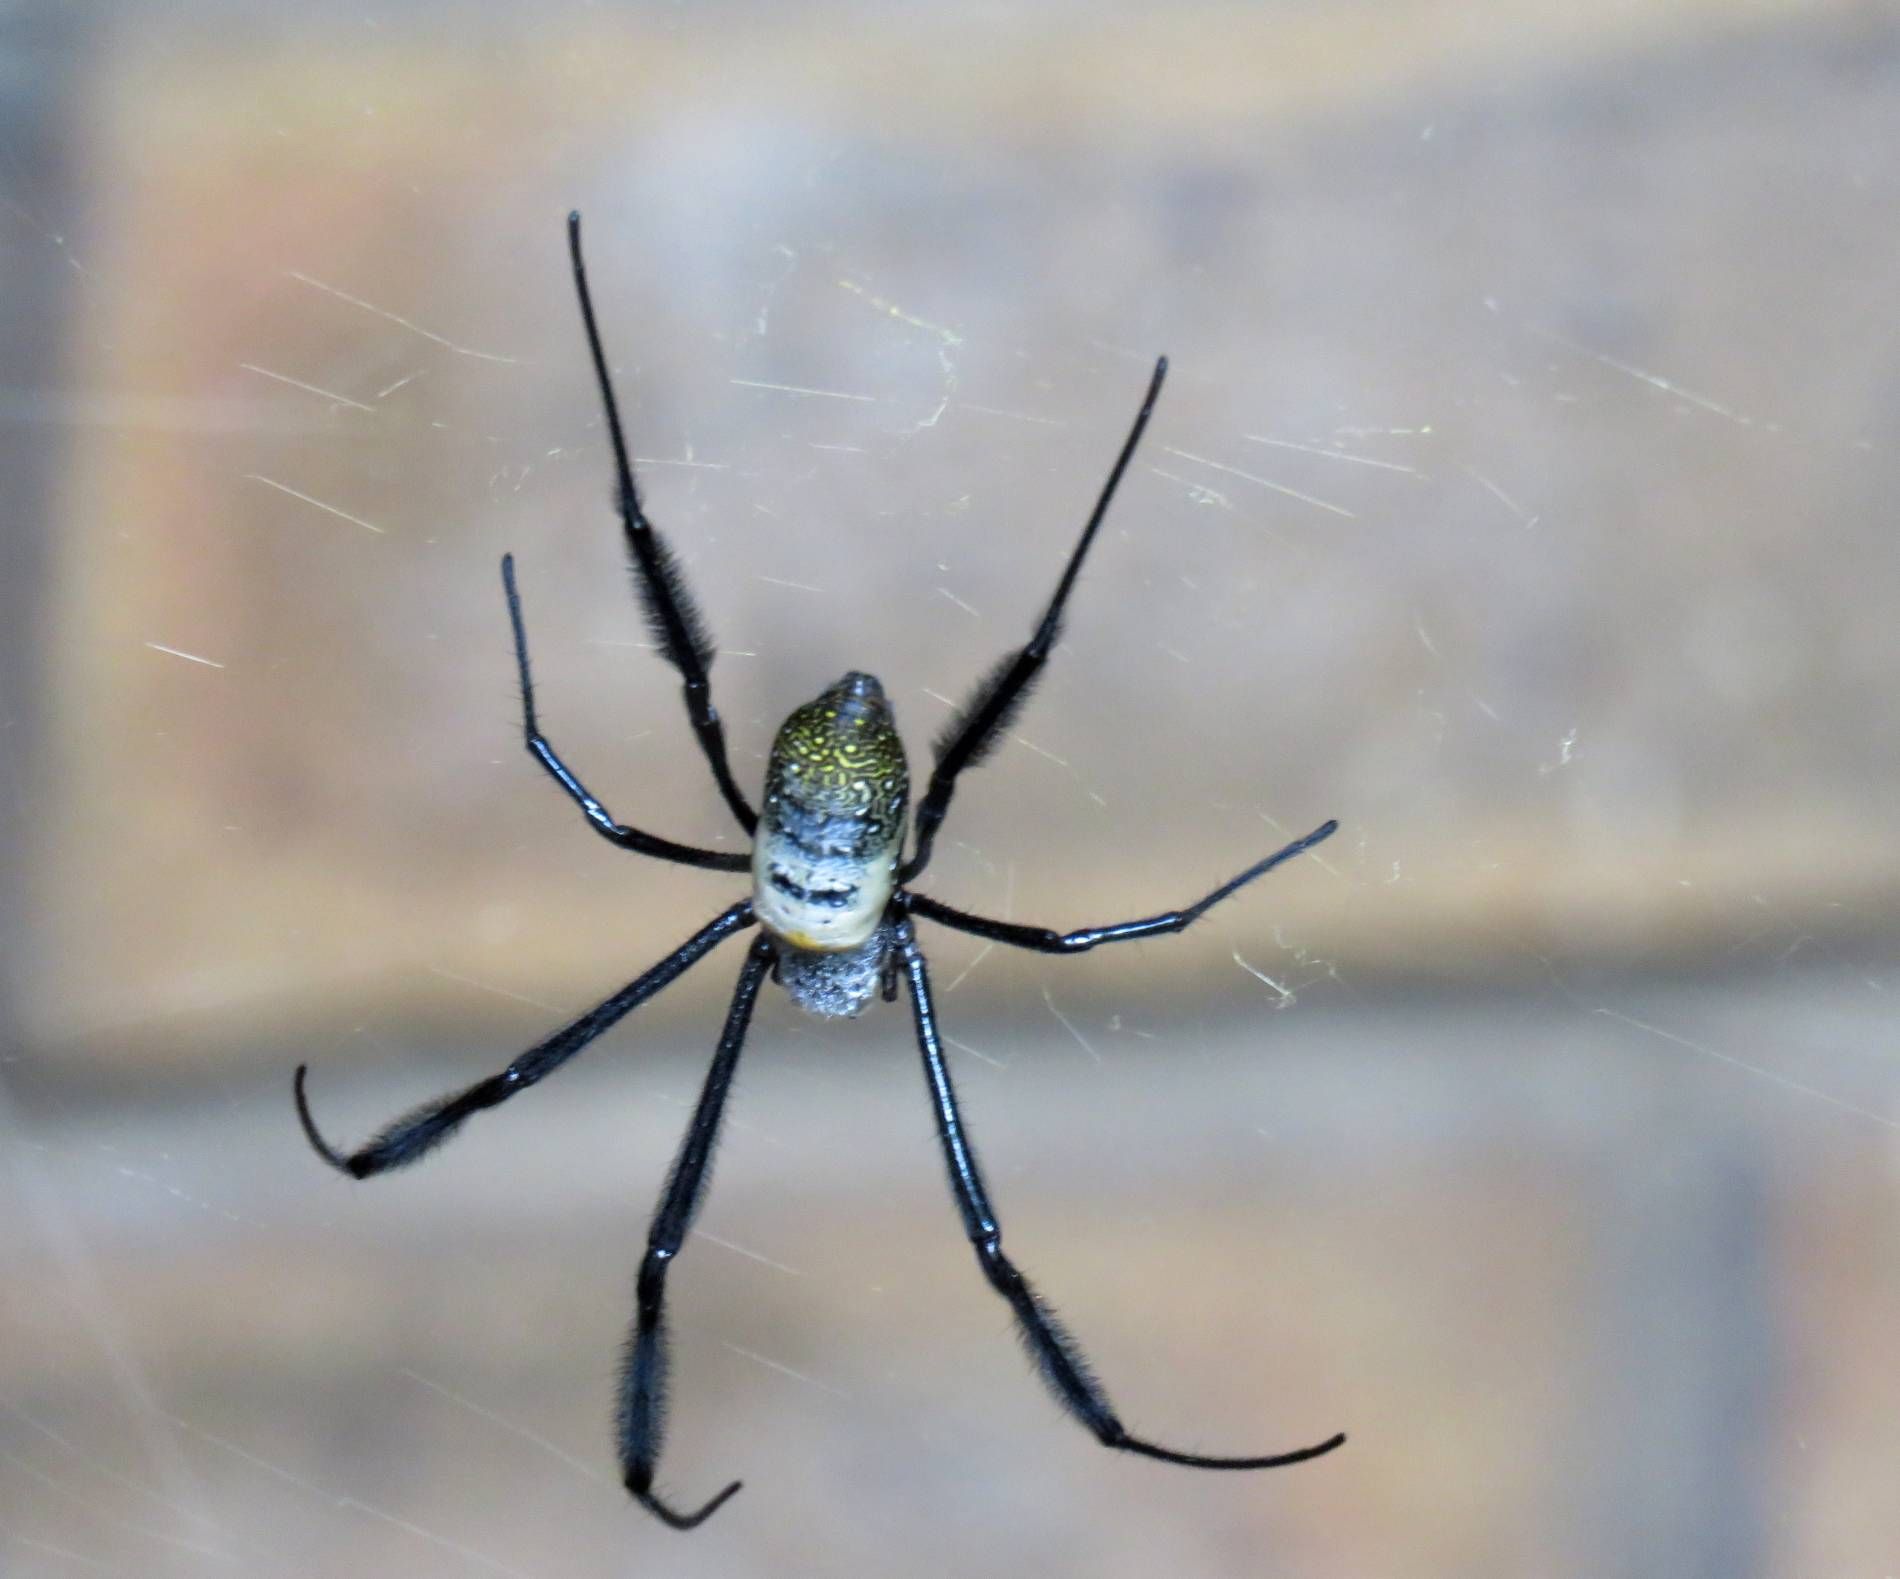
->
<box><xmin>893</xmin><ymin>921</ymin><xmax>1345</xmax><ymax>1473</ymax></box>
<box><xmin>294</xmin><ymin>901</ymin><xmax>756</xmax><ymax>1177</ymax></box>
<box><xmin>618</xmin><ymin>935</ymin><xmax>774</xmax><ymax>1530</ymax></box>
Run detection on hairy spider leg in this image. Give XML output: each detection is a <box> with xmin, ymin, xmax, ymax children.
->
<box><xmin>895</xmin><ymin>922</ymin><xmax>1346</xmax><ymax>1472</ymax></box>
<box><xmin>294</xmin><ymin>902</ymin><xmax>757</xmax><ymax>1177</ymax></box>
<box><xmin>503</xmin><ymin>555</ymin><xmax>749</xmax><ymax>872</ymax></box>
<box><xmin>907</xmin><ymin>820</ymin><xmax>1338</xmax><ymax>952</ymax></box>
<box><xmin>568</xmin><ymin>210</ymin><xmax>758</xmax><ymax>836</ymax></box>
<box><xmin>902</xmin><ymin>356</ymin><xmax>1168</xmax><ymax>882</ymax></box>
<box><xmin>619</xmin><ymin>935</ymin><xmax>775</xmax><ymax>1530</ymax></box>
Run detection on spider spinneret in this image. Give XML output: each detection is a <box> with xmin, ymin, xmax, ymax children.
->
<box><xmin>292</xmin><ymin>208</ymin><xmax>1345</xmax><ymax>1532</ymax></box>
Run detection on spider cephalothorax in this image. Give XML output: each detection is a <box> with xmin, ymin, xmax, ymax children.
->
<box><xmin>294</xmin><ymin>210</ymin><xmax>1344</xmax><ymax>1532</ymax></box>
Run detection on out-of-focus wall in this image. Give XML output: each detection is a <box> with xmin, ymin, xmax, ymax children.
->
<box><xmin>2</xmin><ymin>4</ymin><xmax>1895</xmax><ymax>1577</ymax></box>
<box><xmin>17</xmin><ymin>0</ymin><xmax>1899</xmax><ymax>1059</ymax></box>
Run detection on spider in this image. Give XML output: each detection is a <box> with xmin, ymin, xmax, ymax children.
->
<box><xmin>294</xmin><ymin>210</ymin><xmax>1346</xmax><ymax>1531</ymax></box>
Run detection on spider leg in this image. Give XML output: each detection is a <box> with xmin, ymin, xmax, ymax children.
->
<box><xmin>294</xmin><ymin>901</ymin><xmax>756</xmax><ymax>1178</ymax></box>
<box><xmin>907</xmin><ymin>819</ymin><xmax>1337</xmax><ymax>954</ymax></box>
<box><xmin>902</xmin><ymin>357</ymin><xmax>1167</xmax><ymax>882</ymax></box>
<box><xmin>618</xmin><ymin>935</ymin><xmax>774</xmax><ymax>1530</ymax></box>
<box><xmin>894</xmin><ymin>921</ymin><xmax>1345</xmax><ymax>1472</ymax></box>
<box><xmin>567</xmin><ymin>211</ymin><xmax>759</xmax><ymax>837</ymax></box>
<box><xmin>503</xmin><ymin>556</ymin><xmax>748</xmax><ymax>873</ymax></box>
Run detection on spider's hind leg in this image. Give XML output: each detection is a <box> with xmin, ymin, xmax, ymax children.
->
<box><xmin>893</xmin><ymin>922</ymin><xmax>1346</xmax><ymax>1473</ymax></box>
<box><xmin>902</xmin><ymin>357</ymin><xmax>1167</xmax><ymax>881</ymax></box>
<box><xmin>567</xmin><ymin>211</ymin><xmax>757</xmax><ymax>836</ymax></box>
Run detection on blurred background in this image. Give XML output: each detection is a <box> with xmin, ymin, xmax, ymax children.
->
<box><xmin>2</xmin><ymin>1</ymin><xmax>1897</xmax><ymax>1574</ymax></box>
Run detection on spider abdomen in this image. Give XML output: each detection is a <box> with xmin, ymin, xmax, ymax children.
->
<box><xmin>751</xmin><ymin>671</ymin><xmax>909</xmax><ymax>960</ymax></box>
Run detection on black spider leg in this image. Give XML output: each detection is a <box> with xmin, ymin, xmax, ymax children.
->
<box><xmin>619</xmin><ymin>934</ymin><xmax>774</xmax><ymax>1530</ymax></box>
<box><xmin>908</xmin><ymin>819</ymin><xmax>1338</xmax><ymax>953</ymax></box>
<box><xmin>503</xmin><ymin>554</ymin><xmax>749</xmax><ymax>873</ymax></box>
<box><xmin>895</xmin><ymin>921</ymin><xmax>1346</xmax><ymax>1472</ymax></box>
<box><xmin>902</xmin><ymin>356</ymin><xmax>1168</xmax><ymax>882</ymax></box>
<box><xmin>567</xmin><ymin>210</ymin><xmax>759</xmax><ymax>837</ymax></box>
<box><xmin>294</xmin><ymin>902</ymin><xmax>756</xmax><ymax>1178</ymax></box>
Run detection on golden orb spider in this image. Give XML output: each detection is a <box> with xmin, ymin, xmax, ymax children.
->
<box><xmin>295</xmin><ymin>211</ymin><xmax>1344</xmax><ymax>1530</ymax></box>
